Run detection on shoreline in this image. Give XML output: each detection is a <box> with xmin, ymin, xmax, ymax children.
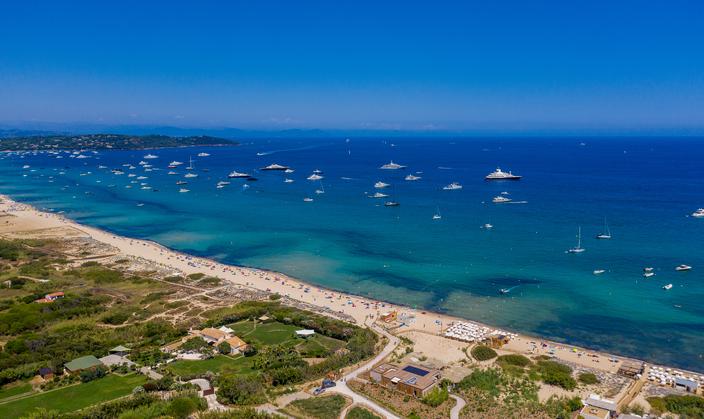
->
<box><xmin>0</xmin><ymin>193</ymin><xmax>700</xmax><ymax>379</ymax></box>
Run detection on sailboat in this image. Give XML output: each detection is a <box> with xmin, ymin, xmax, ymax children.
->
<box><xmin>567</xmin><ymin>227</ymin><xmax>586</xmax><ymax>253</ymax></box>
<box><xmin>596</xmin><ymin>218</ymin><xmax>612</xmax><ymax>239</ymax></box>
<box><xmin>432</xmin><ymin>207</ymin><xmax>442</xmax><ymax>220</ymax></box>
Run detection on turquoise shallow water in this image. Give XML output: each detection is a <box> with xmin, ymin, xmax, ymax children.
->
<box><xmin>1</xmin><ymin>137</ymin><xmax>703</xmax><ymax>371</ymax></box>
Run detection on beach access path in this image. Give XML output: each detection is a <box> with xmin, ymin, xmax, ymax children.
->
<box><xmin>329</xmin><ymin>323</ymin><xmax>401</xmax><ymax>419</ymax></box>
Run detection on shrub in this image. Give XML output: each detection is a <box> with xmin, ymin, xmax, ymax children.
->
<box><xmin>471</xmin><ymin>345</ymin><xmax>497</xmax><ymax>361</ymax></box>
<box><xmin>647</xmin><ymin>395</ymin><xmax>704</xmax><ymax>417</ymax></box>
<box><xmin>422</xmin><ymin>386</ymin><xmax>449</xmax><ymax>407</ymax></box>
<box><xmin>217</xmin><ymin>375</ymin><xmax>265</xmax><ymax>405</ymax></box>
<box><xmin>578</xmin><ymin>372</ymin><xmax>599</xmax><ymax>385</ymax></box>
<box><xmin>79</xmin><ymin>365</ymin><xmax>108</xmax><ymax>383</ymax></box>
<box><xmin>496</xmin><ymin>354</ymin><xmax>531</xmax><ymax>368</ymax></box>
<box><xmin>457</xmin><ymin>368</ymin><xmax>504</xmax><ymax>397</ymax></box>
<box><xmin>535</xmin><ymin>360</ymin><xmax>576</xmax><ymax>390</ymax></box>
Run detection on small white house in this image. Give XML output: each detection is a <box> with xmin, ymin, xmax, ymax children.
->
<box><xmin>295</xmin><ymin>329</ymin><xmax>315</xmax><ymax>338</ymax></box>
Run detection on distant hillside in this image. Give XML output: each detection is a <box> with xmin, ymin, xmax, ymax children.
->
<box><xmin>0</xmin><ymin>134</ymin><xmax>236</xmax><ymax>151</ymax></box>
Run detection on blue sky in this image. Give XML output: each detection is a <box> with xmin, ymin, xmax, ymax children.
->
<box><xmin>1</xmin><ymin>1</ymin><xmax>703</xmax><ymax>133</ymax></box>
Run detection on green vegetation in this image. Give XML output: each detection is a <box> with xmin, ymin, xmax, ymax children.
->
<box><xmin>0</xmin><ymin>374</ymin><xmax>146</xmax><ymax>417</ymax></box>
<box><xmin>457</xmin><ymin>368</ymin><xmax>504</xmax><ymax>398</ymax></box>
<box><xmin>0</xmin><ymin>134</ymin><xmax>235</xmax><ymax>151</ymax></box>
<box><xmin>345</xmin><ymin>406</ymin><xmax>381</xmax><ymax>419</ymax></box>
<box><xmin>577</xmin><ymin>372</ymin><xmax>599</xmax><ymax>385</ymax></box>
<box><xmin>286</xmin><ymin>395</ymin><xmax>347</xmax><ymax>419</ymax></box>
<box><xmin>167</xmin><ymin>355</ymin><xmax>254</xmax><ymax>377</ymax></box>
<box><xmin>455</xmin><ymin>367</ymin><xmax>581</xmax><ymax>418</ymax></box>
<box><xmin>421</xmin><ymin>386</ymin><xmax>449</xmax><ymax>407</ymax></box>
<box><xmin>0</xmin><ymin>382</ymin><xmax>32</xmax><ymax>401</ymax></box>
<box><xmin>647</xmin><ymin>394</ymin><xmax>704</xmax><ymax>417</ymax></box>
<box><xmin>228</xmin><ymin>320</ymin><xmax>300</xmax><ymax>346</ymax></box>
<box><xmin>532</xmin><ymin>360</ymin><xmax>576</xmax><ymax>390</ymax></box>
<box><xmin>496</xmin><ymin>354</ymin><xmax>531</xmax><ymax>368</ymax></box>
<box><xmin>470</xmin><ymin>345</ymin><xmax>497</xmax><ymax>361</ymax></box>
<box><xmin>216</xmin><ymin>375</ymin><xmax>266</xmax><ymax>405</ymax></box>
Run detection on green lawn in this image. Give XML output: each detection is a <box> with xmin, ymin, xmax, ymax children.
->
<box><xmin>167</xmin><ymin>355</ymin><xmax>254</xmax><ymax>376</ymax></box>
<box><xmin>297</xmin><ymin>335</ymin><xmax>346</xmax><ymax>357</ymax></box>
<box><xmin>0</xmin><ymin>383</ymin><xmax>32</xmax><ymax>402</ymax></box>
<box><xmin>0</xmin><ymin>374</ymin><xmax>146</xmax><ymax>418</ymax></box>
<box><xmin>228</xmin><ymin>320</ymin><xmax>301</xmax><ymax>346</ymax></box>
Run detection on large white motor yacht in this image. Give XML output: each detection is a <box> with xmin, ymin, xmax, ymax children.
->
<box><xmin>485</xmin><ymin>167</ymin><xmax>521</xmax><ymax>180</ymax></box>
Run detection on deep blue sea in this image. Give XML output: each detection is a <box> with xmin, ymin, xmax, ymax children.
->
<box><xmin>2</xmin><ymin>137</ymin><xmax>703</xmax><ymax>371</ymax></box>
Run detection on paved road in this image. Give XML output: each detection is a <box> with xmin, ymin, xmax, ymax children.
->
<box><xmin>449</xmin><ymin>394</ymin><xmax>466</xmax><ymax>419</ymax></box>
<box><xmin>331</xmin><ymin>323</ymin><xmax>401</xmax><ymax>419</ymax></box>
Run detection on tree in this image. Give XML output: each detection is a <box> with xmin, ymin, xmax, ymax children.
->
<box><xmin>217</xmin><ymin>375</ymin><xmax>265</xmax><ymax>405</ymax></box>
<box><xmin>217</xmin><ymin>341</ymin><xmax>231</xmax><ymax>355</ymax></box>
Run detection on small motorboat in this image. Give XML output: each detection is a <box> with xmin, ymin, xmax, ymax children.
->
<box><xmin>593</xmin><ymin>269</ymin><xmax>606</xmax><ymax>275</ymax></box>
<box><xmin>663</xmin><ymin>283</ymin><xmax>673</xmax><ymax>290</ymax></box>
<box><xmin>675</xmin><ymin>264</ymin><xmax>692</xmax><ymax>271</ymax></box>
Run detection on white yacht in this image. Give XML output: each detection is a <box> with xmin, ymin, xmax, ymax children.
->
<box><xmin>481</xmin><ymin>223</ymin><xmax>493</xmax><ymax>229</ymax></box>
<box><xmin>307</xmin><ymin>174</ymin><xmax>324</xmax><ymax>181</ymax></box>
<box><xmin>432</xmin><ymin>207</ymin><xmax>442</xmax><ymax>220</ymax></box>
<box><xmin>228</xmin><ymin>171</ymin><xmax>250</xmax><ymax>178</ymax></box>
<box><xmin>168</xmin><ymin>161</ymin><xmax>183</xmax><ymax>167</ymax></box>
<box><xmin>691</xmin><ymin>208</ymin><xmax>704</xmax><ymax>218</ymax></box>
<box><xmin>284</xmin><ymin>168</ymin><xmax>295</xmax><ymax>174</ymax></box>
<box><xmin>186</xmin><ymin>157</ymin><xmax>195</xmax><ymax>170</ymax></box>
<box><xmin>492</xmin><ymin>196</ymin><xmax>512</xmax><ymax>203</ymax></box>
<box><xmin>405</xmin><ymin>174</ymin><xmax>421</xmax><ymax>181</ymax></box>
<box><xmin>167</xmin><ymin>171</ymin><xmax>177</xmax><ymax>175</ymax></box>
<box><xmin>485</xmin><ymin>167</ymin><xmax>521</xmax><ymax>180</ymax></box>
<box><xmin>384</xmin><ymin>201</ymin><xmax>400</xmax><ymax>207</ymax></box>
<box><xmin>137</xmin><ymin>176</ymin><xmax>148</xmax><ymax>180</ymax></box>
<box><xmin>567</xmin><ymin>227</ymin><xmax>585</xmax><ymax>253</ymax></box>
<box><xmin>596</xmin><ymin>218</ymin><xmax>612</xmax><ymax>239</ymax></box>
<box><xmin>284</xmin><ymin>178</ymin><xmax>294</xmax><ymax>183</ymax></box>
<box><xmin>303</xmin><ymin>197</ymin><xmax>314</xmax><ymax>202</ymax></box>
<box><xmin>179</xmin><ymin>188</ymin><xmax>190</xmax><ymax>193</ymax></box>
<box><xmin>443</xmin><ymin>182</ymin><xmax>462</xmax><ymax>190</ymax></box>
<box><xmin>176</xmin><ymin>180</ymin><xmax>188</xmax><ymax>186</ymax></box>
<box><xmin>184</xmin><ymin>172</ymin><xmax>198</xmax><ymax>178</ymax></box>
<box><xmin>312</xmin><ymin>169</ymin><xmax>323</xmax><ymax>174</ymax></box>
<box><xmin>675</xmin><ymin>264</ymin><xmax>692</xmax><ymax>271</ymax></box>
<box><xmin>593</xmin><ymin>269</ymin><xmax>606</xmax><ymax>275</ymax></box>
<box><xmin>374</xmin><ymin>181</ymin><xmax>390</xmax><ymax>189</ymax></box>
<box><xmin>197</xmin><ymin>152</ymin><xmax>210</xmax><ymax>157</ymax></box>
<box><xmin>217</xmin><ymin>181</ymin><xmax>230</xmax><ymax>186</ymax></box>
<box><xmin>144</xmin><ymin>154</ymin><xmax>158</xmax><ymax>159</ymax></box>
<box><xmin>379</xmin><ymin>161</ymin><xmax>406</xmax><ymax>170</ymax></box>
<box><xmin>370</xmin><ymin>192</ymin><xmax>389</xmax><ymax>198</ymax></box>
<box><xmin>261</xmin><ymin>163</ymin><xmax>290</xmax><ymax>171</ymax></box>
<box><xmin>643</xmin><ymin>272</ymin><xmax>655</xmax><ymax>278</ymax></box>
<box><xmin>663</xmin><ymin>283</ymin><xmax>673</xmax><ymax>290</ymax></box>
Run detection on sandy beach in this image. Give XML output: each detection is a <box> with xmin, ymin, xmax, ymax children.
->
<box><xmin>0</xmin><ymin>194</ymin><xmax>684</xmax><ymax>380</ymax></box>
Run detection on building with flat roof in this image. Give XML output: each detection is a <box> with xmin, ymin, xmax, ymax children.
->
<box><xmin>370</xmin><ymin>363</ymin><xmax>441</xmax><ymax>397</ymax></box>
<box><xmin>580</xmin><ymin>405</ymin><xmax>611</xmax><ymax>419</ymax></box>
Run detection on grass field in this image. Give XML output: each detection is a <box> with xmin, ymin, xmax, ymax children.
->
<box><xmin>297</xmin><ymin>335</ymin><xmax>346</xmax><ymax>357</ymax></box>
<box><xmin>0</xmin><ymin>374</ymin><xmax>146</xmax><ymax>418</ymax></box>
<box><xmin>0</xmin><ymin>383</ymin><xmax>32</xmax><ymax>402</ymax></box>
<box><xmin>167</xmin><ymin>355</ymin><xmax>255</xmax><ymax>376</ymax></box>
<box><xmin>228</xmin><ymin>320</ymin><xmax>301</xmax><ymax>346</ymax></box>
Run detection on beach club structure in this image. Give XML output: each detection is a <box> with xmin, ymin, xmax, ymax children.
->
<box><xmin>370</xmin><ymin>363</ymin><xmax>441</xmax><ymax>397</ymax></box>
<box><xmin>443</xmin><ymin>321</ymin><xmax>516</xmax><ymax>345</ymax></box>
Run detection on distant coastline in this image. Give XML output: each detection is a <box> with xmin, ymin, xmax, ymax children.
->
<box><xmin>0</xmin><ymin>133</ymin><xmax>237</xmax><ymax>151</ymax></box>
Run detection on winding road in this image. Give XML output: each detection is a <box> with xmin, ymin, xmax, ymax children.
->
<box><xmin>330</xmin><ymin>323</ymin><xmax>401</xmax><ymax>419</ymax></box>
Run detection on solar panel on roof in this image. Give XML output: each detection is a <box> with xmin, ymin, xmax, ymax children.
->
<box><xmin>402</xmin><ymin>365</ymin><xmax>429</xmax><ymax>376</ymax></box>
